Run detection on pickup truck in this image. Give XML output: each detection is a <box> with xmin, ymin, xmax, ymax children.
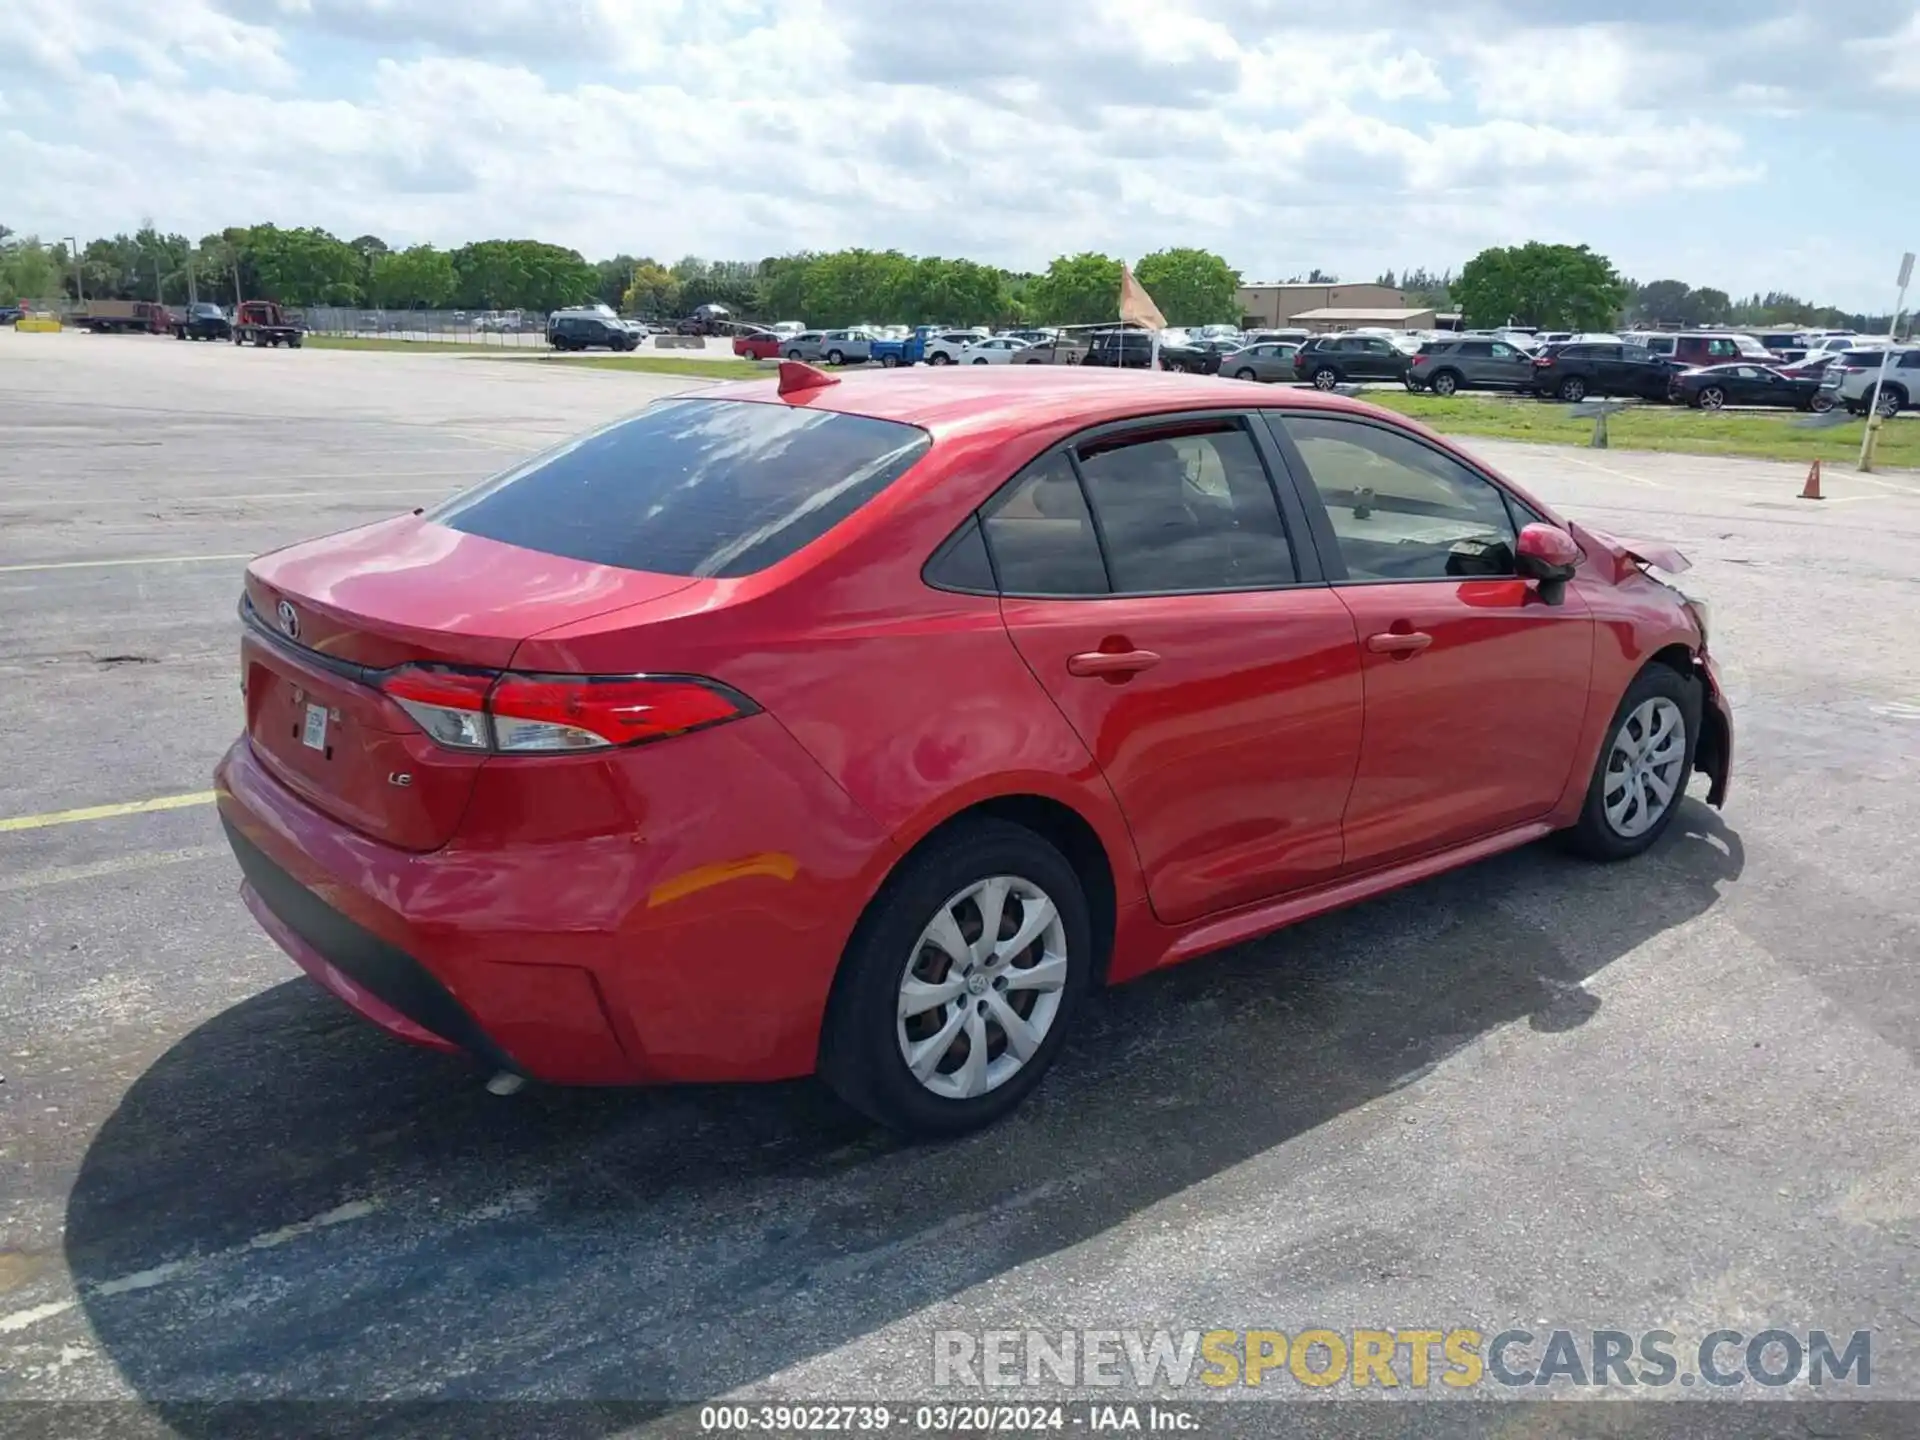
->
<box><xmin>171</xmin><ymin>303</ymin><xmax>232</xmax><ymax>341</ymax></box>
<box><xmin>867</xmin><ymin>326</ymin><xmax>989</xmax><ymax>368</ymax></box>
<box><xmin>232</xmin><ymin>300</ymin><xmax>306</xmax><ymax>347</ymax></box>
<box><xmin>75</xmin><ymin>299</ymin><xmax>173</xmax><ymax>334</ymax></box>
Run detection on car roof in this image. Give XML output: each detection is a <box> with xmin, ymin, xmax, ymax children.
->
<box><xmin>696</xmin><ymin>366</ymin><xmax>1423</xmax><ymax>444</ymax></box>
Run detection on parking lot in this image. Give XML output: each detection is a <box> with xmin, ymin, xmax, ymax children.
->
<box><xmin>4</xmin><ymin>333</ymin><xmax>1920</xmax><ymax>1426</ymax></box>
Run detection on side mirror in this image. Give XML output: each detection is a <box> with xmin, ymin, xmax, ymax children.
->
<box><xmin>1516</xmin><ymin>523</ymin><xmax>1581</xmax><ymax>605</ymax></box>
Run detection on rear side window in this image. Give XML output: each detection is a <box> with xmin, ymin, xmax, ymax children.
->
<box><xmin>981</xmin><ymin>453</ymin><xmax>1110</xmax><ymax>596</ymax></box>
<box><xmin>432</xmin><ymin>399</ymin><xmax>931</xmax><ymax>579</ymax></box>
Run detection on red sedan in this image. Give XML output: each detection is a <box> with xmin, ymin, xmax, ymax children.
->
<box><xmin>217</xmin><ymin>364</ymin><xmax>1732</xmax><ymax>1136</ymax></box>
<box><xmin>731</xmin><ymin>329</ymin><xmax>783</xmax><ymax>360</ymax></box>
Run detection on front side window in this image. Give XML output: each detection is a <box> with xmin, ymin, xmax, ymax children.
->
<box><xmin>432</xmin><ymin>399</ymin><xmax>930</xmax><ymax>579</ymax></box>
<box><xmin>1281</xmin><ymin>415</ymin><xmax>1518</xmax><ymax>582</ymax></box>
<box><xmin>1073</xmin><ymin>424</ymin><xmax>1295</xmax><ymax>593</ymax></box>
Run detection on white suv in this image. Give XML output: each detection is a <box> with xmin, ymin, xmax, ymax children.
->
<box><xmin>1820</xmin><ymin>347</ymin><xmax>1920</xmax><ymax>415</ymax></box>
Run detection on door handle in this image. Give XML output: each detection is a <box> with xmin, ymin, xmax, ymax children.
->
<box><xmin>1067</xmin><ymin>649</ymin><xmax>1161</xmax><ymax>677</ymax></box>
<box><xmin>1366</xmin><ymin>631</ymin><xmax>1432</xmax><ymax>655</ymax></box>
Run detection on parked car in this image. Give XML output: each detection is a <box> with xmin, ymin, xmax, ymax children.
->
<box><xmin>922</xmin><ymin>330</ymin><xmax>985</xmax><ymax>366</ymax></box>
<box><xmin>1666</xmin><ymin>362</ymin><xmax>1826</xmax><ymax>411</ymax></box>
<box><xmin>1244</xmin><ymin>328</ymin><xmax>1310</xmax><ymax>348</ymax></box>
<box><xmin>1083</xmin><ymin>329</ymin><xmax>1160</xmax><ymax>369</ymax></box>
<box><xmin>770</xmin><ymin>321</ymin><xmax>806</xmax><ymax>337</ymax></box>
<box><xmin>548</xmin><ymin>310</ymin><xmax>639</xmax><ymax>351</ymax></box>
<box><xmin>1628</xmin><ymin>332</ymin><xmax>1775</xmax><ymax>369</ymax></box>
<box><xmin>782</xmin><ymin>331</ymin><xmax>828</xmax><ymax>361</ymax></box>
<box><xmin>1528</xmin><ymin>342</ymin><xmax>1673</xmax><ymax>402</ymax></box>
<box><xmin>1158</xmin><ymin>337</ymin><xmax>1239</xmax><ymax>375</ymax></box>
<box><xmin>732</xmin><ymin>328</ymin><xmax>784</xmax><ymax>360</ymax></box>
<box><xmin>1820</xmin><ymin>347</ymin><xmax>1919</xmax><ymax>415</ymax></box>
<box><xmin>1291</xmin><ymin>333</ymin><xmax>1414</xmax><ymax>389</ymax></box>
<box><xmin>1404</xmin><ymin>337</ymin><xmax>1538</xmax><ymax>396</ymax></box>
<box><xmin>814</xmin><ymin>329</ymin><xmax>875</xmax><ymax>365</ymax></box>
<box><xmin>216</xmin><ymin>367</ymin><xmax>1731</xmax><ymax>1137</ymax></box>
<box><xmin>1220</xmin><ymin>342</ymin><xmax>1300</xmax><ymax>382</ymax></box>
<box><xmin>1014</xmin><ymin>333</ymin><xmax>1093</xmax><ymax>365</ymax></box>
<box><xmin>1750</xmin><ymin>331</ymin><xmax>1812</xmax><ymax>362</ymax></box>
<box><xmin>1</xmin><ymin>303</ymin><xmax>24</xmax><ymax>326</ymax></box>
<box><xmin>956</xmin><ymin>336</ymin><xmax>1031</xmax><ymax>365</ymax></box>
<box><xmin>171</xmin><ymin>302</ymin><xmax>232</xmax><ymax>341</ymax></box>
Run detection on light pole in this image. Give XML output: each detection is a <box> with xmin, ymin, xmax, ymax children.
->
<box><xmin>62</xmin><ymin>237</ymin><xmax>84</xmax><ymax>303</ymax></box>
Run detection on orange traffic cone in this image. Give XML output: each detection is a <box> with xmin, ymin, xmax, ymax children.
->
<box><xmin>1799</xmin><ymin>458</ymin><xmax>1822</xmax><ymax>501</ymax></box>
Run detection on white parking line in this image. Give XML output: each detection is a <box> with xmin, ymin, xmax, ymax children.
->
<box><xmin>0</xmin><ymin>554</ymin><xmax>252</xmax><ymax>575</ymax></box>
<box><xmin>1556</xmin><ymin>453</ymin><xmax>1663</xmax><ymax>488</ymax></box>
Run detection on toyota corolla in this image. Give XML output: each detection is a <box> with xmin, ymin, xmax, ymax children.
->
<box><xmin>216</xmin><ymin>363</ymin><xmax>1732</xmax><ymax>1136</ymax></box>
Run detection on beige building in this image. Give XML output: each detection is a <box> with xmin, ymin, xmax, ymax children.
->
<box><xmin>1236</xmin><ymin>281</ymin><xmax>1408</xmax><ymax>328</ymax></box>
<box><xmin>1291</xmin><ymin>306</ymin><xmax>1438</xmax><ymax>333</ymax></box>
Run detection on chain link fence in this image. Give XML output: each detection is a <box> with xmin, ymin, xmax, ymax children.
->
<box><xmin>301</xmin><ymin>308</ymin><xmax>554</xmax><ymax>346</ymax></box>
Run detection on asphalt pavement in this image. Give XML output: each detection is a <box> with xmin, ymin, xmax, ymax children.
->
<box><xmin>3</xmin><ymin>331</ymin><xmax>1919</xmax><ymax>1434</ymax></box>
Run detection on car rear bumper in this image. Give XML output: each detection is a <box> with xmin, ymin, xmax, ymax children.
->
<box><xmin>215</xmin><ymin>715</ymin><xmax>892</xmax><ymax>1086</ymax></box>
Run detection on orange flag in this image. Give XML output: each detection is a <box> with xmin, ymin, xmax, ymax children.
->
<box><xmin>1119</xmin><ymin>266</ymin><xmax>1167</xmax><ymax>330</ymax></box>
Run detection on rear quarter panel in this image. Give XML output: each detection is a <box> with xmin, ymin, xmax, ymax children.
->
<box><xmin>513</xmin><ymin>424</ymin><xmax>1150</xmax><ymax>915</ymax></box>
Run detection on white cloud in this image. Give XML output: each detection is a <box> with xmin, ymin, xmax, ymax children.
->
<box><xmin>2</xmin><ymin>0</ymin><xmax>1911</xmax><ymax>308</ymax></box>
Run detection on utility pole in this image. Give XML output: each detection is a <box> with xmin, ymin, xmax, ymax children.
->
<box><xmin>1859</xmin><ymin>251</ymin><xmax>1913</xmax><ymax>474</ymax></box>
<box><xmin>63</xmin><ymin>237</ymin><xmax>84</xmax><ymax>304</ymax></box>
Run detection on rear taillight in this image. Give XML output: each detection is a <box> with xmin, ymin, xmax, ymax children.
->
<box><xmin>379</xmin><ymin>666</ymin><xmax>755</xmax><ymax>754</ymax></box>
<box><xmin>1533</xmin><ymin>356</ymin><xmax>1552</xmax><ymax>367</ymax></box>
<box><xmin>382</xmin><ymin>666</ymin><xmax>494</xmax><ymax>751</ymax></box>
<box><xmin>1411</xmin><ymin>355</ymin><xmax>1429</xmax><ymax>366</ymax></box>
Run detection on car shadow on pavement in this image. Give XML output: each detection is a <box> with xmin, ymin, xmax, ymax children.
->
<box><xmin>65</xmin><ymin>802</ymin><xmax>1743</xmax><ymax>1433</ymax></box>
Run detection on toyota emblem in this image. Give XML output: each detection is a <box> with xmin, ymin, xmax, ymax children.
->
<box><xmin>276</xmin><ymin>599</ymin><xmax>300</xmax><ymax>640</ymax></box>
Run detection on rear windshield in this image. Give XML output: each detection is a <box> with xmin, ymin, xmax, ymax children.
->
<box><xmin>431</xmin><ymin>398</ymin><xmax>931</xmax><ymax>578</ymax></box>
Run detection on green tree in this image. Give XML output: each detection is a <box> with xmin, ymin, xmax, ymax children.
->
<box><xmin>0</xmin><ymin>233</ymin><xmax>62</xmax><ymax>301</ymax></box>
<box><xmin>620</xmin><ymin>260</ymin><xmax>680</xmax><ymax>317</ymax></box>
<box><xmin>245</xmin><ymin>225</ymin><xmax>364</xmax><ymax>304</ymax></box>
<box><xmin>1452</xmin><ymin>242</ymin><xmax>1626</xmax><ymax>330</ymax></box>
<box><xmin>368</xmin><ymin>244</ymin><xmax>456</xmax><ymax>308</ymax></box>
<box><xmin>759</xmin><ymin>254</ymin><xmax>814</xmax><ymax>322</ymax></box>
<box><xmin>450</xmin><ymin>240</ymin><xmax>595</xmax><ymax>311</ymax></box>
<box><xmin>1689</xmin><ymin>287</ymin><xmax>1732</xmax><ymax>323</ymax></box>
<box><xmin>1027</xmin><ymin>251</ymin><xmax>1125</xmax><ymax>325</ymax></box>
<box><xmin>1133</xmin><ymin>247</ymin><xmax>1239</xmax><ymax>326</ymax></box>
<box><xmin>595</xmin><ymin>254</ymin><xmax>641</xmax><ymax>309</ymax></box>
<box><xmin>800</xmin><ymin>249</ymin><xmax>917</xmax><ymax>327</ymax></box>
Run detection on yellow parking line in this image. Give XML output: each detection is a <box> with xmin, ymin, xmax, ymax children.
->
<box><xmin>0</xmin><ymin>553</ymin><xmax>253</xmax><ymax>574</ymax></box>
<box><xmin>0</xmin><ymin>791</ymin><xmax>217</xmax><ymax>833</ymax></box>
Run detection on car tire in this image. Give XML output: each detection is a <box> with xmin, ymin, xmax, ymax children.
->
<box><xmin>1558</xmin><ymin>376</ymin><xmax>1588</xmax><ymax>403</ymax></box>
<box><xmin>972</xmin><ymin>357</ymin><xmax>990</xmax><ymax>365</ymax></box>
<box><xmin>1562</xmin><ymin>663</ymin><xmax>1702</xmax><ymax>862</ymax></box>
<box><xmin>1696</xmin><ymin>386</ymin><xmax>1726</xmax><ymax>410</ymax></box>
<box><xmin>928</xmin><ymin>352</ymin><xmax>952</xmax><ymax>366</ymax></box>
<box><xmin>881</xmin><ymin>354</ymin><xmax>899</xmax><ymax>368</ymax></box>
<box><xmin>827</xmin><ymin>349</ymin><xmax>846</xmax><ymax>366</ymax></box>
<box><xmin>1810</xmin><ymin>393</ymin><xmax>1835</xmax><ymax>414</ymax></box>
<box><xmin>1311</xmin><ymin>366</ymin><xmax>1340</xmax><ymax>390</ymax></box>
<box><xmin>1234</xmin><ymin>367</ymin><xmax>1257</xmax><ymax>381</ymax></box>
<box><xmin>818</xmin><ymin>818</ymin><xmax>1092</xmax><ymax>1137</ymax></box>
<box><xmin>1876</xmin><ymin>385</ymin><xmax>1907</xmax><ymax>416</ymax></box>
<box><xmin>1429</xmin><ymin>370</ymin><xmax>1461</xmax><ymax>397</ymax></box>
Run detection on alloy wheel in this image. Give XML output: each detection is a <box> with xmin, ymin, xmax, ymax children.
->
<box><xmin>1699</xmin><ymin>387</ymin><xmax>1725</xmax><ymax>410</ymax></box>
<box><xmin>1313</xmin><ymin>368</ymin><xmax>1338</xmax><ymax>390</ymax></box>
<box><xmin>1602</xmin><ymin>697</ymin><xmax>1687</xmax><ymax>839</ymax></box>
<box><xmin>896</xmin><ymin>876</ymin><xmax>1069</xmax><ymax>1101</ymax></box>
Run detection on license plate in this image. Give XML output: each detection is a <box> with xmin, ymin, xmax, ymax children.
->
<box><xmin>301</xmin><ymin>703</ymin><xmax>329</xmax><ymax>751</ymax></box>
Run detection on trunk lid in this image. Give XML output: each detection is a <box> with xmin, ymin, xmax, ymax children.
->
<box><xmin>241</xmin><ymin>515</ymin><xmax>697</xmax><ymax>850</ymax></box>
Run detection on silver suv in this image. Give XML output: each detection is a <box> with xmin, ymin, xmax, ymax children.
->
<box><xmin>1405</xmin><ymin>337</ymin><xmax>1537</xmax><ymax>396</ymax></box>
<box><xmin>1820</xmin><ymin>347</ymin><xmax>1920</xmax><ymax>415</ymax></box>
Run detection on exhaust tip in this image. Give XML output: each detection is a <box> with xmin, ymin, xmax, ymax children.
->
<box><xmin>485</xmin><ymin>1071</ymin><xmax>525</xmax><ymax>1097</ymax></box>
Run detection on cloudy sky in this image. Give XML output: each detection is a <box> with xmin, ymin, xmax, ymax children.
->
<box><xmin>3</xmin><ymin>0</ymin><xmax>1916</xmax><ymax>308</ymax></box>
